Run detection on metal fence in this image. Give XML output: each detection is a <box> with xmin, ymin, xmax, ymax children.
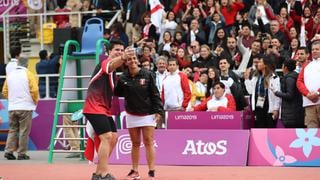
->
<box><xmin>2</xmin><ymin>7</ymin><xmax>122</xmax><ymax>62</ymax></box>
<box><xmin>0</xmin><ymin>73</ymin><xmax>59</xmax><ymax>99</ymax></box>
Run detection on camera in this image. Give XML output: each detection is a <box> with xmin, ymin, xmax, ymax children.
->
<box><xmin>59</xmin><ymin>44</ymin><xmax>64</xmax><ymax>56</ymax></box>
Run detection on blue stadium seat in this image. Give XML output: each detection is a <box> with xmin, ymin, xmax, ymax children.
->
<box><xmin>72</xmin><ymin>18</ymin><xmax>104</xmax><ymax>56</ymax></box>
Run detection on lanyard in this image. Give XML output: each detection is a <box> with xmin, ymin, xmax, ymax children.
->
<box><xmin>156</xmin><ymin>75</ymin><xmax>161</xmax><ymax>90</ymax></box>
<box><xmin>156</xmin><ymin>73</ymin><xmax>163</xmax><ymax>91</ymax></box>
<box><xmin>257</xmin><ymin>76</ymin><xmax>267</xmax><ymax>97</ymax></box>
<box><xmin>116</xmin><ymin>0</ymin><xmax>123</xmax><ymax>10</ymax></box>
<box><xmin>127</xmin><ymin>1</ymin><xmax>131</xmax><ymax>11</ymax></box>
<box><xmin>93</xmin><ymin>0</ymin><xmax>98</xmax><ymax>7</ymax></box>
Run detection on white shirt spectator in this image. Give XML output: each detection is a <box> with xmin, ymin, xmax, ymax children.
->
<box><xmin>5</xmin><ymin>58</ymin><xmax>18</xmax><ymax>75</ymax></box>
<box><xmin>162</xmin><ymin>69</ymin><xmax>191</xmax><ymax>110</ymax></box>
<box><xmin>3</xmin><ymin>66</ymin><xmax>38</xmax><ymax>111</ymax></box>
<box><xmin>254</xmin><ymin>5</ymin><xmax>269</xmax><ymax>25</ymax></box>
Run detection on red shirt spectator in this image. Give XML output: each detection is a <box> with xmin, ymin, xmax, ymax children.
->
<box><xmin>53</xmin><ymin>7</ymin><xmax>71</xmax><ymax>28</ymax></box>
<box><xmin>176</xmin><ymin>47</ymin><xmax>191</xmax><ymax>69</ymax></box>
<box><xmin>266</xmin><ymin>7</ymin><xmax>294</xmax><ymax>33</ymax></box>
<box><xmin>291</xmin><ymin>6</ymin><xmax>315</xmax><ymax>41</ymax></box>
<box><xmin>220</xmin><ymin>0</ymin><xmax>244</xmax><ymax>27</ymax></box>
<box><xmin>173</xmin><ymin>0</ymin><xmax>198</xmax><ymax>15</ymax></box>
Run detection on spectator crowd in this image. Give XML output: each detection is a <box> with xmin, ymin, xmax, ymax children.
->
<box><xmin>105</xmin><ymin>0</ymin><xmax>320</xmax><ymax>129</ymax></box>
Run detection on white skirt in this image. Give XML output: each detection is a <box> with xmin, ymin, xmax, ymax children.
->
<box><xmin>126</xmin><ymin>113</ymin><xmax>156</xmax><ymax>128</ymax></box>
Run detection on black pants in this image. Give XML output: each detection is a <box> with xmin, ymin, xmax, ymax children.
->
<box><xmin>282</xmin><ymin>120</ymin><xmax>306</xmax><ymax>128</ymax></box>
<box><xmin>254</xmin><ymin>108</ymin><xmax>276</xmax><ymax>128</ymax></box>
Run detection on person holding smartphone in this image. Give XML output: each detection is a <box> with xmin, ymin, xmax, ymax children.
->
<box><xmin>83</xmin><ymin>39</ymin><xmax>134</xmax><ymax>180</ymax></box>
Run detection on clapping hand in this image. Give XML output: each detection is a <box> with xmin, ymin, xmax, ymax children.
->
<box><xmin>187</xmin><ymin>2</ymin><xmax>192</xmax><ymax>10</ymax></box>
<box><xmin>215</xmin><ymin>2</ymin><xmax>220</xmax><ymax>11</ymax></box>
<box><xmin>210</xmin><ymin>7</ymin><xmax>215</xmax><ymax>14</ymax></box>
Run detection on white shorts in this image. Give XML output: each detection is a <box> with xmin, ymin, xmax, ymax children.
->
<box><xmin>126</xmin><ymin>113</ymin><xmax>156</xmax><ymax>128</ymax></box>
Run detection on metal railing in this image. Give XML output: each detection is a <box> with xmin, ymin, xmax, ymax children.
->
<box><xmin>2</xmin><ymin>8</ymin><xmax>122</xmax><ymax>62</ymax></box>
<box><xmin>0</xmin><ymin>73</ymin><xmax>59</xmax><ymax>99</ymax></box>
<box><xmin>0</xmin><ymin>71</ymin><xmax>124</xmax><ymax>100</ymax></box>
<box><xmin>1</xmin><ymin>1</ymin><xmax>20</xmax><ymax>64</ymax></box>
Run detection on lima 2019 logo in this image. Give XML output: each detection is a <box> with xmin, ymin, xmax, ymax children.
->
<box><xmin>116</xmin><ymin>134</ymin><xmax>158</xmax><ymax>160</ymax></box>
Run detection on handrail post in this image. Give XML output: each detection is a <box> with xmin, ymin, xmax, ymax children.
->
<box><xmin>106</xmin><ymin>10</ymin><xmax>122</xmax><ymax>29</ymax></box>
<box><xmin>43</xmin><ymin>0</ymin><xmax>47</xmax><ymax>23</ymax></box>
<box><xmin>2</xmin><ymin>2</ymin><xmax>18</xmax><ymax>63</ymax></box>
<box><xmin>45</xmin><ymin>75</ymin><xmax>50</xmax><ymax>99</ymax></box>
<box><xmin>39</xmin><ymin>15</ymin><xmax>44</xmax><ymax>50</ymax></box>
<box><xmin>3</xmin><ymin>15</ymin><xmax>8</xmax><ymax>63</ymax></box>
<box><xmin>78</xmin><ymin>12</ymin><xmax>81</xmax><ymax>27</ymax></box>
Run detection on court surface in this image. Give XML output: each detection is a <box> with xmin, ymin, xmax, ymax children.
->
<box><xmin>0</xmin><ymin>151</ymin><xmax>319</xmax><ymax>180</ymax></box>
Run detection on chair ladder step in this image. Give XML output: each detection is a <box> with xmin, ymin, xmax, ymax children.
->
<box><xmin>60</xmin><ymin>100</ymin><xmax>85</xmax><ymax>103</ymax></box>
<box><xmin>56</xmin><ymin>125</ymin><xmax>87</xmax><ymax>128</ymax></box>
<box><xmin>57</xmin><ymin>112</ymin><xmax>74</xmax><ymax>115</ymax></box>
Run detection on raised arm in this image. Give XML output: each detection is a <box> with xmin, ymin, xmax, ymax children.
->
<box><xmin>108</xmin><ymin>47</ymin><xmax>135</xmax><ymax>73</ymax></box>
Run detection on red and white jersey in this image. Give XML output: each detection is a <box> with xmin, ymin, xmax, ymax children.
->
<box><xmin>83</xmin><ymin>58</ymin><xmax>116</xmax><ymax>116</ymax></box>
<box><xmin>149</xmin><ymin>0</ymin><xmax>165</xmax><ymax>33</ymax></box>
<box><xmin>297</xmin><ymin>59</ymin><xmax>320</xmax><ymax>107</ymax></box>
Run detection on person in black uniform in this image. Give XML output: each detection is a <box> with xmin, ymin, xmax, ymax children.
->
<box><xmin>115</xmin><ymin>53</ymin><xmax>164</xmax><ymax>180</ymax></box>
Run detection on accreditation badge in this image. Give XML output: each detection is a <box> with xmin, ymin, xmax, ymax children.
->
<box><xmin>256</xmin><ymin>96</ymin><xmax>265</xmax><ymax>108</ymax></box>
